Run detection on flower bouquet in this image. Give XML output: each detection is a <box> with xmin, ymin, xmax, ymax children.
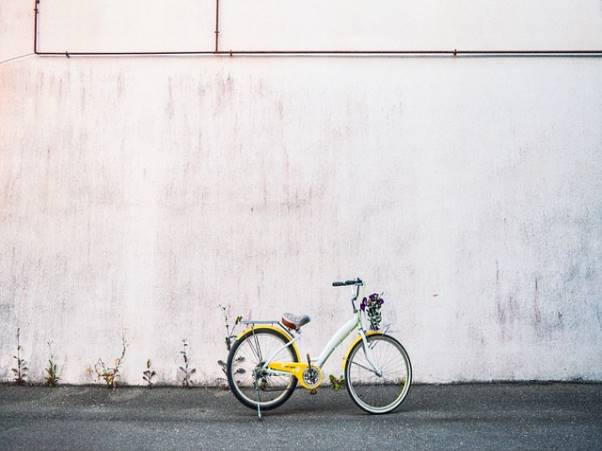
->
<box><xmin>360</xmin><ymin>293</ymin><xmax>384</xmax><ymax>330</ymax></box>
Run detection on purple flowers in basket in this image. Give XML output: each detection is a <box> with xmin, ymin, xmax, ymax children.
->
<box><xmin>360</xmin><ymin>293</ymin><xmax>384</xmax><ymax>330</ymax></box>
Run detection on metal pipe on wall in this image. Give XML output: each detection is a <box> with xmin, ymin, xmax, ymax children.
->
<box><xmin>32</xmin><ymin>0</ymin><xmax>602</xmax><ymax>58</ymax></box>
<box><xmin>33</xmin><ymin>0</ymin><xmax>39</xmax><ymax>53</ymax></box>
<box><xmin>33</xmin><ymin>50</ymin><xmax>602</xmax><ymax>57</ymax></box>
<box><xmin>214</xmin><ymin>0</ymin><xmax>220</xmax><ymax>53</ymax></box>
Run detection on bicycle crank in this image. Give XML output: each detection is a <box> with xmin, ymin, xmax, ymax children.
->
<box><xmin>302</xmin><ymin>354</ymin><xmax>323</xmax><ymax>391</ymax></box>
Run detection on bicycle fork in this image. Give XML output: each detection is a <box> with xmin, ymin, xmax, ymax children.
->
<box><xmin>359</xmin><ymin>330</ymin><xmax>382</xmax><ymax>377</ymax></box>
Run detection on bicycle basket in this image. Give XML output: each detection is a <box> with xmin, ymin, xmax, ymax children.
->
<box><xmin>360</xmin><ymin>293</ymin><xmax>384</xmax><ymax>330</ymax></box>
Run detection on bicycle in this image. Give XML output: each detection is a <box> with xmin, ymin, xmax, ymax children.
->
<box><xmin>226</xmin><ymin>278</ymin><xmax>412</xmax><ymax>416</ymax></box>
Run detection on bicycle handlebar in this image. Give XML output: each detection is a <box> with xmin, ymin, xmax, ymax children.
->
<box><xmin>332</xmin><ymin>278</ymin><xmax>363</xmax><ymax>287</ymax></box>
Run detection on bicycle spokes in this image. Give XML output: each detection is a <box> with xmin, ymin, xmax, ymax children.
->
<box><xmin>345</xmin><ymin>335</ymin><xmax>412</xmax><ymax>413</ymax></box>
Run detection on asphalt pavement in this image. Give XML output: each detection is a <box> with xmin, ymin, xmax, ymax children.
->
<box><xmin>0</xmin><ymin>383</ymin><xmax>600</xmax><ymax>450</ymax></box>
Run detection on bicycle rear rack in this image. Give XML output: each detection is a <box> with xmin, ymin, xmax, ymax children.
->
<box><xmin>240</xmin><ymin>320</ymin><xmax>293</xmax><ymax>333</ymax></box>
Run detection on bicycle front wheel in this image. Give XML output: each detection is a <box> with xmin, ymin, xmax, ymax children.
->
<box><xmin>345</xmin><ymin>334</ymin><xmax>412</xmax><ymax>414</ymax></box>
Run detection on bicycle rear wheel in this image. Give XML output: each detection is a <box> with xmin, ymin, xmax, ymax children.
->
<box><xmin>345</xmin><ymin>334</ymin><xmax>412</xmax><ymax>414</ymax></box>
<box><xmin>227</xmin><ymin>328</ymin><xmax>299</xmax><ymax>411</ymax></box>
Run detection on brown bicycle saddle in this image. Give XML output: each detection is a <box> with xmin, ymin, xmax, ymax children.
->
<box><xmin>281</xmin><ymin>312</ymin><xmax>311</xmax><ymax>330</ymax></box>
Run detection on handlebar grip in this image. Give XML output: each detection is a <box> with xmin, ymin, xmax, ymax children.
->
<box><xmin>332</xmin><ymin>278</ymin><xmax>363</xmax><ymax>287</ymax></box>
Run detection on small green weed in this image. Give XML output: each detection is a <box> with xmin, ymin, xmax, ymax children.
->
<box><xmin>44</xmin><ymin>341</ymin><xmax>60</xmax><ymax>386</ymax></box>
<box><xmin>142</xmin><ymin>359</ymin><xmax>157</xmax><ymax>387</ymax></box>
<box><xmin>94</xmin><ymin>333</ymin><xmax>128</xmax><ymax>391</ymax></box>
<box><xmin>329</xmin><ymin>374</ymin><xmax>345</xmax><ymax>391</ymax></box>
<box><xmin>12</xmin><ymin>328</ymin><xmax>27</xmax><ymax>385</ymax></box>
<box><xmin>179</xmin><ymin>339</ymin><xmax>196</xmax><ymax>388</ymax></box>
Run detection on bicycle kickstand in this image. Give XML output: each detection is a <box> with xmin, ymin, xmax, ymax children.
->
<box><xmin>255</xmin><ymin>385</ymin><xmax>262</xmax><ymax>420</ymax></box>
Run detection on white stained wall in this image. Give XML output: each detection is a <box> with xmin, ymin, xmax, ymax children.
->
<box><xmin>0</xmin><ymin>1</ymin><xmax>601</xmax><ymax>385</ymax></box>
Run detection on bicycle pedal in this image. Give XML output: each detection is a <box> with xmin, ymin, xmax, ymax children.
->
<box><xmin>309</xmin><ymin>389</ymin><xmax>318</xmax><ymax>395</ymax></box>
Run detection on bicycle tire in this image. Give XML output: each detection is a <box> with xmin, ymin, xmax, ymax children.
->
<box><xmin>345</xmin><ymin>334</ymin><xmax>412</xmax><ymax>414</ymax></box>
<box><xmin>227</xmin><ymin>328</ymin><xmax>299</xmax><ymax>411</ymax></box>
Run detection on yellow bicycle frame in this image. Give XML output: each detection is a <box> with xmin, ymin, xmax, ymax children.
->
<box><xmin>238</xmin><ymin>318</ymin><xmax>384</xmax><ymax>390</ymax></box>
<box><xmin>341</xmin><ymin>330</ymin><xmax>384</xmax><ymax>369</ymax></box>
<box><xmin>238</xmin><ymin>325</ymin><xmax>317</xmax><ymax>388</ymax></box>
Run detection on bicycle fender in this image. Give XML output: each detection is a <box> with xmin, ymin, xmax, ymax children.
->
<box><xmin>342</xmin><ymin>331</ymin><xmax>384</xmax><ymax>370</ymax></box>
<box><xmin>237</xmin><ymin>325</ymin><xmax>302</xmax><ymax>361</ymax></box>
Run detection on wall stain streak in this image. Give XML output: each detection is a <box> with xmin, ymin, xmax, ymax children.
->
<box><xmin>533</xmin><ymin>276</ymin><xmax>541</xmax><ymax>325</ymax></box>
